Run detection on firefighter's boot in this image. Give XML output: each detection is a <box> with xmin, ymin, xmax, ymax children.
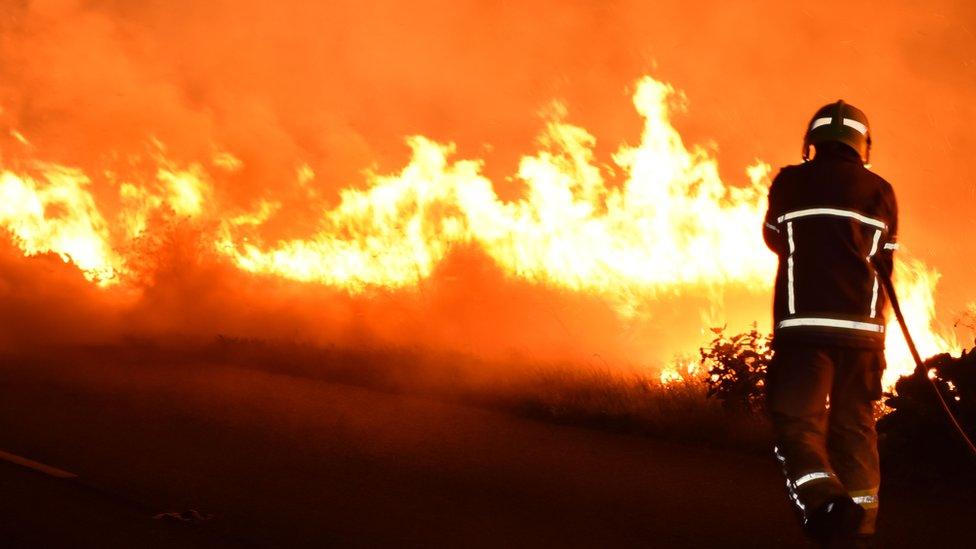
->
<box><xmin>803</xmin><ymin>495</ymin><xmax>865</xmax><ymax>545</ymax></box>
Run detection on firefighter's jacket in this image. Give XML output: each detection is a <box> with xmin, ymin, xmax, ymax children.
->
<box><xmin>763</xmin><ymin>145</ymin><xmax>898</xmax><ymax>350</ymax></box>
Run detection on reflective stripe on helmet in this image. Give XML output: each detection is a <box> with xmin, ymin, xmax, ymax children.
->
<box><xmin>778</xmin><ymin>318</ymin><xmax>885</xmax><ymax>333</ymax></box>
<box><xmin>803</xmin><ymin>100</ymin><xmax>871</xmax><ymax>164</ymax></box>
<box><xmin>843</xmin><ymin>118</ymin><xmax>868</xmax><ymax>135</ymax></box>
<box><xmin>809</xmin><ymin>116</ymin><xmax>867</xmax><ymax>135</ymax></box>
<box><xmin>811</xmin><ymin>117</ymin><xmax>833</xmax><ymax>130</ymax></box>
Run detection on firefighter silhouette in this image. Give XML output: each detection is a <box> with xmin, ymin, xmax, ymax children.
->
<box><xmin>763</xmin><ymin>100</ymin><xmax>896</xmax><ymax>545</ymax></box>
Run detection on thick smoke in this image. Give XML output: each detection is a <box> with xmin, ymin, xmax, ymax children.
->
<box><xmin>1</xmin><ymin>1</ymin><xmax>974</xmax><ymax>365</ymax></box>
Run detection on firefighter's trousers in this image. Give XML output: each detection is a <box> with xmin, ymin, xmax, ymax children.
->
<box><xmin>766</xmin><ymin>345</ymin><xmax>884</xmax><ymax>536</ymax></box>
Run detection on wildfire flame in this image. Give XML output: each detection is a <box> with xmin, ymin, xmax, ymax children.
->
<box><xmin>0</xmin><ymin>164</ymin><xmax>119</xmax><ymax>283</ymax></box>
<box><xmin>0</xmin><ymin>75</ymin><xmax>958</xmax><ymax>389</ymax></box>
<box><xmin>218</xmin><ymin>78</ymin><xmax>775</xmax><ymax>316</ymax></box>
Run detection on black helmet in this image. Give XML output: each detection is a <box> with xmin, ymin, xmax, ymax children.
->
<box><xmin>802</xmin><ymin>100</ymin><xmax>871</xmax><ymax>164</ymax></box>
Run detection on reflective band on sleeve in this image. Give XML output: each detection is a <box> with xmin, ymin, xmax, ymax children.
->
<box><xmin>793</xmin><ymin>471</ymin><xmax>834</xmax><ymax>488</ymax></box>
<box><xmin>764</xmin><ymin>222</ymin><xmax>780</xmax><ymax>233</ymax></box>
<box><xmin>883</xmin><ymin>242</ymin><xmax>899</xmax><ymax>251</ymax></box>
<box><xmin>843</xmin><ymin>118</ymin><xmax>868</xmax><ymax>135</ymax></box>
<box><xmin>777</xmin><ymin>208</ymin><xmax>886</xmax><ymax>230</ymax></box>
<box><xmin>786</xmin><ymin>222</ymin><xmax>796</xmax><ymax>315</ymax></box>
<box><xmin>811</xmin><ymin>117</ymin><xmax>833</xmax><ymax>130</ymax></box>
<box><xmin>778</xmin><ymin>318</ymin><xmax>885</xmax><ymax>333</ymax></box>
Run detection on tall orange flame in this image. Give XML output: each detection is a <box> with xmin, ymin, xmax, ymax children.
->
<box><xmin>218</xmin><ymin>78</ymin><xmax>776</xmax><ymax>318</ymax></box>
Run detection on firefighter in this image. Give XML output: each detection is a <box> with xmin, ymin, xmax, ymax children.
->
<box><xmin>762</xmin><ymin>100</ymin><xmax>897</xmax><ymax>546</ymax></box>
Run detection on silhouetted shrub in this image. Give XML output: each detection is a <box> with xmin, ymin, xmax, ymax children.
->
<box><xmin>878</xmin><ymin>346</ymin><xmax>976</xmax><ymax>482</ymax></box>
<box><xmin>700</xmin><ymin>326</ymin><xmax>772</xmax><ymax>414</ymax></box>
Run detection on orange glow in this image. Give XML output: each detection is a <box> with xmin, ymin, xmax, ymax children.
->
<box><xmin>0</xmin><ymin>74</ymin><xmax>960</xmax><ymax>389</ymax></box>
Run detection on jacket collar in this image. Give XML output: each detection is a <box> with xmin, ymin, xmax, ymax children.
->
<box><xmin>813</xmin><ymin>143</ymin><xmax>862</xmax><ymax>164</ymax></box>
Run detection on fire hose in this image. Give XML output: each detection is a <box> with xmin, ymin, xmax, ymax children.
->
<box><xmin>873</xmin><ymin>258</ymin><xmax>976</xmax><ymax>459</ymax></box>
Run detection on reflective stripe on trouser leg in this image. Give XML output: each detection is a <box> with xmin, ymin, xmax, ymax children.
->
<box><xmin>774</xmin><ymin>446</ymin><xmax>806</xmax><ymax>515</ymax></box>
<box><xmin>775</xmin><ymin>446</ymin><xmax>842</xmax><ymax>522</ymax></box>
<box><xmin>790</xmin><ymin>469</ymin><xmax>838</xmax><ymax>524</ymax></box>
<box><xmin>827</xmin><ymin>350</ymin><xmax>884</xmax><ymax>536</ymax></box>
<box><xmin>848</xmin><ymin>487</ymin><xmax>879</xmax><ymax>509</ymax></box>
<box><xmin>767</xmin><ymin>349</ymin><xmax>849</xmax><ymax>525</ymax></box>
<box><xmin>793</xmin><ymin>470</ymin><xmax>835</xmax><ymax>489</ymax></box>
<box><xmin>849</xmin><ymin>487</ymin><xmax>880</xmax><ymax>536</ymax></box>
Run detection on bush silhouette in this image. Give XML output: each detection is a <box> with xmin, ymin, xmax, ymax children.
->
<box><xmin>700</xmin><ymin>326</ymin><xmax>772</xmax><ymax>414</ymax></box>
<box><xmin>877</xmin><ymin>346</ymin><xmax>976</xmax><ymax>481</ymax></box>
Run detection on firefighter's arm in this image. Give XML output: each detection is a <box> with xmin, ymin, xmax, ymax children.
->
<box><xmin>762</xmin><ymin>171</ymin><xmax>786</xmax><ymax>255</ymax></box>
<box><xmin>877</xmin><ymin>183</ymin><xmax>898</xmax><ymax>276</ymax></box>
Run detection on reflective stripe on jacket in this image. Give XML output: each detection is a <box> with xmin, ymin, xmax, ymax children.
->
<box><xmin>763</xmin><ymin>145</ymin><xmax>898</xmax><ymax>350</ymax></box>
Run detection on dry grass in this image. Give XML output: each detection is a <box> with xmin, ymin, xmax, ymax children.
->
<box><xmin>27</xmin><ymin>336</ymin><xmax>772</xmax><ymax>454</ymax></box>
<box><xmin>498</xmin><ymin>366</ymin><xmax>771</xmax><ymax>453</ymax></box>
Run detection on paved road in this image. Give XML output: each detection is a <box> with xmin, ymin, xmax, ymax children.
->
<box><xmin>0</xmin><ymin>353</ymin><xmax>969</xmax><ymax>547</ymax></box>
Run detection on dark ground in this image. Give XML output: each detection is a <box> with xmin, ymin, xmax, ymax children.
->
<box><xmin>0</xmin><ymin>353</ymin><xmax>971</xmax><ymax>548</ymax></box>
